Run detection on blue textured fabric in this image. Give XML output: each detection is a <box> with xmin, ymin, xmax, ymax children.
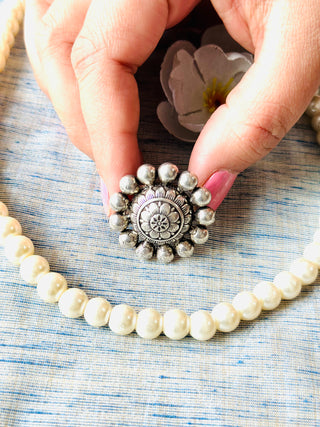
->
<box><xmin>0</xmin><ymin>15</ymin><xmax>320</xmax><ymax>427</ymax></box>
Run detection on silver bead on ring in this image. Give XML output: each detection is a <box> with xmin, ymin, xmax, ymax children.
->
<box><xmin>108</xmin><ymin>163</ymin><xmax>215</xmax><ymax>263</ymax></box>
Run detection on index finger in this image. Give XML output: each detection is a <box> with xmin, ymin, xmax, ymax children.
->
<box><xmin>70</xmin><ymin>0</ymin><xmax>169</xmax><ymax>196</ymax></box>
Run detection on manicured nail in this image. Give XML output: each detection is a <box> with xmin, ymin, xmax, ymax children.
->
<box><xmin>203</xmin><ymin>170</ymin><xmax>237</xmax><ymax>210</ymax></box>
<box><xmin>100</xmin><ymin>177</ymin><xmax>111</xmax><ymax>217</ymax></box>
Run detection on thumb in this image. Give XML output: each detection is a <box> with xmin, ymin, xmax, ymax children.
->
<box><xmin>189</xmin><ymin>2</ymin><xmax>320</xmax><ymax>210</ymax></box>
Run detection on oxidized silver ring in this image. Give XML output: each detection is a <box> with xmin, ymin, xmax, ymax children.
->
<box><xmin>108</xmin><ymin>163</ymin><xmax>215</xmax><ymax>263</ymax></box>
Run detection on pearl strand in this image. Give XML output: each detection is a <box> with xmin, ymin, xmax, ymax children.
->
<box><xmin>0</xmin><ymin>201</ymin><xmax>319</xmax><ymax>341</ymax></box>
<box><xmin>0</xmin><ymin>0</ymin><xmax>25</xmax><ymax>72</ymax></box>
<box><xmin>0</xmin><ymin>5</ymin><xmax>319</xmax><ymax>340</ymax></box>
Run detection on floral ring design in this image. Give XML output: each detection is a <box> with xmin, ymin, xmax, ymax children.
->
<box><xmin>150</xmin><ymin>213</ymin><xmax>170</xmax><ymax>233</ymax></box>
<box><xmin>108</xmin><ymin>163</ymin><xmax>216</xmax><ymax>263</ymax></box>
<box><xmin>132</xmin><ymin>187</ymin><xmax>191</xmax><ymax>246</ymax></box>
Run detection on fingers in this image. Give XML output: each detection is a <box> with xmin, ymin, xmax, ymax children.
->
<box><xmin>71</xmin><ymin>0</ymin><xmax>169</xmax><ymax>195</ymax></box>
<box><xmin>26</xmin><ymin>0</ymin><xmax>199</xmax><ymax>205</ymax></box>
<box><xmin>165</xmin><ymin>0</ymin><xmax>201</xmax><ymax>28</ymax></box>
<box><xmin>25</xmin><ymin>0</ymin><xmax>93</xmax><ymax>158</ymax></box>
<box><xmin>24</xmin><ymin>0</ymin><xmax>51</xmax><ymax>92</ymax></box>
<box><xmin>189</xmin><ymin>0</ymin><xmax>320</xmax><ymax>209</ymax></box>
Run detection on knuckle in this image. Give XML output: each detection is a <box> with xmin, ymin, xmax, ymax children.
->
<box><xmin>35</xmin><ymin>13</ymin><xmax>59</xmax><ymax>56</ymax></box>
<box><xmin>71</xmin><ymin>34</ymin><xmax>137</xmax><ymax>83</ymax></box>
<box><xmin>71</xmin><ymin>34</ymin><xmax>105</xmax><ymax>80</ymax></box>
<box><xmin>35</xmin><ymin>12</ymin><xmax>72</xmax><ymax>60</ymax></box>
<box><xmin>230</xmin><ymin>110</ymin><xmax>287</xmax><ymax>167</ymax></box>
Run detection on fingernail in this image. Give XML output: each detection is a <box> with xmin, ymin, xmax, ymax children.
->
<box><xmin>203</xmin><ymin>170</ymin><xmax>237</xmax><ymax>210</ymax></box>
<box><xmin>100</xmin><ymin>177</ymin><xmax>111</xmax><ymax>217</ymax></box>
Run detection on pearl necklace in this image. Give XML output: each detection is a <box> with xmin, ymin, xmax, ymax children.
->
<box><xmin>0</xmin><ymin>201</ymin><xmax>319</xmax><ymax>341</ymax></box>
<box><xmin>0</xmin><ymin>2</ymin><xmax>319</xmax><ymax>340</ymax></box>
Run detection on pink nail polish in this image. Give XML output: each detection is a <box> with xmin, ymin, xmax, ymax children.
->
<box><xmin>100</xmin><ymin>177</ymin><xmax>110</xmax><ymax>216</ymax></box>
<box><xmin>203</xmin><ymin>170</ymin><xmax>237</xmax><ymax>210</ymax></box>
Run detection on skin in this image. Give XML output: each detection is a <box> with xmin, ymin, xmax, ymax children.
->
<box><xmin>25</xmin><ymin>0</ymin><xmax>320</xmax><ymax>199</ymax></box>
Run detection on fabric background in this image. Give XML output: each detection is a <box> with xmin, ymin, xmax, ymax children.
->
<box><xmin>0</xmin><ymin>2</ymin><xmax>319</xmax><ymax>426</ymax></box>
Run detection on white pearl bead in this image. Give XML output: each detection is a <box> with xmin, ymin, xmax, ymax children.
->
<box><xmin>190</xmin><ymin>310</ymin><xmax>216</xmax><ymax>341</ymax></box>
<box><xmin>253</xmin><ymin>281</ymin><xmax>282</xmax><ymax>310</ymax></box>
<box><xmin>289</xmin><ymin>258</ymin><xmax>318</xmax><ymax>285</ymax></box>
<box><xmin>274</xmin><ymin>271</ymin><xmax>302</xmax><ymax>299</ymax></box>
<box><xmin>0</xmin><ymin>201</ymin><xmax>8</xmax><ymax>216</ymax></box>
<box><xmin>313</xmin><ymin>230</ymin><xmax>320</xmax><ymax>244</ymax></box>
<box><xmin>136</xmin><ymin>308</ymin><xmax>163</xmax><ymax>339</ymax></box>
<box><xmin>109</xmin><ymin>304</ymin><xmax>137</xmax><ymax>335</ymax></box>
<box><xmin>84</xmin><ymin>297</ymin><xmax>112</xmax><ymax>327</ymax></box>
<box><xmin>303</xmin><ymin>243</ymin><xmax>320</xmax><ymax>267</ymax></box>
<box><xmin>232</xmin><ymin>291</ymin><xmax>262</xmax><ymax>320</ymax></box>
<box><xmin>0</xmin><ymin>216</ymin><xmax>22</xmax><ymax>244</ymax></box>
<box><xmin>211</xmin><ymin>302</ymin><xmax>240</xmax><ymax>332</ymax></box>
<box><xmin>37</xmin><ymin>272</ymin><xmax>68</xmax><ymax>303</ymax></box>
<box><xmin>4</xmin><ymin>235</ymin><xmax>34</xmax><ymax>264</ymax></box>
<box><xmin>163</xmin><ymin>309</ymin><xmax>190</xmax><ymax>340</ymax></box>
<box><xmin>58</xmin><ymin>288</ymin><xmax>88</xmax><ymax>318</ymax></box>
<box><xmin>20</xmin><ymin>255</ymin><xmax>50</xmax><ymax>284</ymax></box>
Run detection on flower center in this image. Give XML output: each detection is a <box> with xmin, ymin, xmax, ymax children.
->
<box><xmin>203</xmin><ymin>77</ymin><xmax>233</xmax><ymax>114</ymax></box>
<box><xmin>150</xmin><ymin>214</ymin><xmax>170</xmax><ymax>233</ymax></box>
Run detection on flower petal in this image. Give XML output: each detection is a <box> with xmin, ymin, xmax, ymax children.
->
<box><xmin>155</xmin><ymin>187</ymin><xmax>166</xmax><ymax>198</ymax></box>
<box><xmin>165</xmin><ymin>189</ymin><xmax>177</xmax><ymax>200</ymax></box>
<box><xmin>168</xmin><ymin>212</ymin><xmax>179</xmax><ymax>223</ymax></box>
<box><xmin>178</xmin><ymin>110</ymin><xmax>211</xmax><ymax>133</ymax></box>
<box><xmin>160</xmin><ymin>203</ymin><xmax>171</xmax><ymax>216</ymax></box>
<box><xmin>175</xmin><ymin>195</ymin><xmax>186</xmax><ymax>207</ymax></box>
<box><xmin>169</xmin><ymin>49</ymin><xmax>205</xmax><ymax>114</ymax></box>
<box><xmin>184</xmin><ymin>215</ymin><xmax>192</xmax><ymax>225</ymax></box>
<box><xmin>148</xmin><ymin>202</ymin><xmax>159</xmax><ymax>215</ymax></box>
<box><xmin>201</xmin><ymin>24</ymin><xmax>244</xmax><ymax>52</ymax></box>
<box><xmin>170</xmin><ymin>223</ymin><xmax>179</xmax><ymax>233</ymax></box>
<box><xmin>157</xmin><ymin>102</ymin><xmax>199</xmax><ymax>142</ymax></box>
<box><xmin>194</xmin><ymin>45</ymin><xmax>251</xmax><ymax>87</ymax></box>
<box><xmin>150</xmin><ymin>230</ymin><xmax>160</xmax><ymax>239</ymax></box>
<box><xmin>141</xmin><ymin>222</ymin><xmax>151</xmax><ymax>232</ymax></box>
<box><xmin>141</xmin><ymin>210</ymin><xmax>151</xmax><ymax>222</ymax></box>
<box><xmin>181</xmin><ymin>224</ymin><xmax>191</xmax><ymax>234</ymax></box>
<box><xmin>226</xmin><ymin>52</ymin><xmax>253</xmax><ymax>64</ymax></box>
<box><xmin>161</xmin><ymin>231</ymin><xmax>171</xmax><ymax>240</ymax></box>
<box><xmin>160</xmin><ymin>41</ymin><xmax>196</xmax><ymax>105</ymax></box>
<box><xmin>145</xmin><ymin>189</ymin><xmax>154</xmax><ymax>200</ymax></box>
<box><xmin>241</xmin><ymin>52</ymin><xmax>254</xmax><ymax>63</ymax></box>
<box><xmin>182</xmin><ymin>204</ymin><xmax>191</xmax><ymax>215</ymax></box>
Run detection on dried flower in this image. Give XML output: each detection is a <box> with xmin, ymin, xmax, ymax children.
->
<box><xmin>157</xmin><ymin>25</ymin><xmax>253</xmax><ymax>142</ymax></box>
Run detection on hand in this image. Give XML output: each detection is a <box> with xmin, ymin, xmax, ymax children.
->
<box><xmin>24</xmin><ymin>0</ymin><xmax>320</xmax><ymax>213</ymax></box>
<box><xmin>24</xmin><ymin>0</ymin><xmax>199</xmax><ymax>212</ymax></box>
<box><xmin>189</xmin><ymin>0</ymin><xmax>320</xmax><ymax>208</ymax></box>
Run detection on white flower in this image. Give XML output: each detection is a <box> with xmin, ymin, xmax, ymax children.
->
<box><xmin>157</xmin><ymin>25</ymin><xmax>253</xmax><ymax>142</ymax></box>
